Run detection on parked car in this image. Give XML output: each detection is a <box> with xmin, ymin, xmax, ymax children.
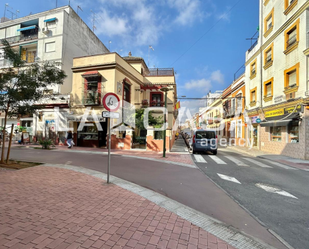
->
<box><xmin>190</xmin><ymin>129</ymin><xmax>217</xmax><ymax>155</ymax></box>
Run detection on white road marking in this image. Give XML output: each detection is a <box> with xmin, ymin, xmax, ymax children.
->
<box><xmin>260</xmin><ymin>159</ymin><xmax>298</xmax><ymax>170</ymax></box>
<box><xmin>217</xmin><ymin>174</ymin><xmax>241</xmax><ymax>184</ymax></box>
<box><xmin>256</xmin><ymin>183</ymin><xmax>298</xmax><ymax>199</ymax></box>
<box><xmin>209</xmin><ymin>155</ymin><xmax>227</xmax><ymax>165</ymax></box>
<box><xmin>194</xmin><ymin>155</ymin><xmax>207</xmax><ymax>163</ymax></box>
<box><xmin>242</xmin><ymin>158</ymin><xmax>272</xmax><ymax>168</ymax></box>
<box><xmin>224</xmin><ymin>156</ymin><xmax>249</xmax><ymax>167</ymax></box>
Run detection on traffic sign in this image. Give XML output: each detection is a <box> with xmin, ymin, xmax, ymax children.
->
<box><xmin>103</xmin><ymin>93</ymin><xmax>120</xmax><ymax>112</ymax></box>
<box><xmin>256</xmin><ymin>118</ymin><xmax>261</xmax><ymax>123</ymax></box>
<box><xmin>102</xmin><ymin>111</ymin><xmax>120</xmax><ymax>119</ymax></box>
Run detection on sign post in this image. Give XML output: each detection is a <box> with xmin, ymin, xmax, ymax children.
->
<box><xmin>102</xmin><ymin>93</ymin><xmax>120</xmax><ymax>183</ymax></box>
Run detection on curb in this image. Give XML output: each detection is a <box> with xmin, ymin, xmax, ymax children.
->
<box><xmin>43</xmin><ymin>163</ymin><xmax>279</xmax><ymax>249</ymax></box>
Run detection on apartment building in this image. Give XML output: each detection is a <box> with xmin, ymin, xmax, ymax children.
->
<box><xmin>69</xmin><ymin>52</ymin><xmax>177</xmax><ymax>152</ymax></box>
<box><xmin>245</xmin><ymin>0</ymin><xmax>309</xmax><ymax>159</ymax></box>
<box><xmin>0</xmin><ymin>6</ymin><xmax>109</xmax><ymax>140</ymax></box>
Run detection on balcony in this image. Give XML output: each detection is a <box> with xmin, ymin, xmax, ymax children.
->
<box><xmin>83</xmin><ymin>90</ymin><xmax>100</xmax><ymax>106</ymax></box>
<box><xmin>2</xmin><ymin>33</ymin><xmax>38</xmax><ymax>46</ymax></box>
<box><xmin>146</xmin><ymin>68</ymin><xmax>174</xmax><ymax>76</ymax></box>
<box><xmin>150</xmin><ymin>101</ymin><xmax>165</xmax><ymax>107</ymax></box>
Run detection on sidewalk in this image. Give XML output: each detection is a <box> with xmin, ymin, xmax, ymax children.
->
<box><xmin>11</xmin><ymin>143</ymin><xmax>195</xmax><ymax>167</ymax></box>
<box><xmin>0</xmin><ymin>166</ymin><xmax>237</xmax><ymax>249</ymax></box>
<box><xmin>223</xmin><ymin>145</ymin><xmax>309</xmax><ymax>171</ymax></box>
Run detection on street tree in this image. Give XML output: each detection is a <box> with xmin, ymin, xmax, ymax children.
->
<box><xmin>0</xmin><ymin>39</ymin><xmax>66</xmax><ymax>163</ymax></box>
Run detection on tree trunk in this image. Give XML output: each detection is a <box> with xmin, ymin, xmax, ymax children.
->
<box><xmin>1</xmin><ymin>108</ymin><xmax>8</xmax><ymax>164</ymax></box>
<box><xmin>6</xmin><ymin>124</ymin><xmax>14</xmax><ymax>164</ymax></box>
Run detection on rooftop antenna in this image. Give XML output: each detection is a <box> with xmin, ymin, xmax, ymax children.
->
<box><xmin>6</xmin><ymin>9</ymin><xmax>15</xmax><ymax>20</ymax></box>
<box><xmin>3</xmin><ymin>3</ymin><xmax>9</xmax><ymax>20</ymax></box>
<box><xmin>108</xmin><ymin>40</ymin><xmax>112</xmax><ymax>51</ymax></box>
<box><xmin>15</xmin><ymin>10</ymin><xmax>19</xmax><ymax>18</ymax></box>
<box><xmin>77</xmin><ymin>5</ymin><xmax>83</xmax><ymax>14</ymax></box>
<box><xmin>148</xmin><ymin>45</ymin><xmax>154</xmax><ymax>66</ymax></box>
<box><xmin>56</xmin><ymin>0</ymin><xmax>58</xmax><ymax>8</ymax></box>
<box><xmin>90</xmin><ymin>10</ymin><xmax>97</xmax><ymax>32</ymax></box>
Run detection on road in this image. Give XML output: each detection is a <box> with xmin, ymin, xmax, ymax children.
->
<box><xmin>7</xmin><ymin>146</ymin><xmax>291</xmax><ymax>249</ymax></box>
<box><xmin>192</xmin><ymin>148</ymin><xmax>309</xmax><ymax>249</ymax></box>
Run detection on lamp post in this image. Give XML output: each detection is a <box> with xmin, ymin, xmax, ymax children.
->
<box><xmin>160</xmin><ymin>87</ymin><xmax>170</xmax><ymax>158</ymax></box>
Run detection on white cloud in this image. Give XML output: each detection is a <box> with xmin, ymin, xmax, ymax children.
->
<box><xmin>96</xmin><ymin>10</ymin><xmax>130</xmax><ymax>36</ymax></box>
<box><xmin>217</xmin><ymin>12</ymin><xmax>231</xmax><ymax>22</ymax></box>
<box><xmin>210</xmin><ymin>70</ymin><xmax>224</xmax><ymax>84</ymax></box>
<box><xmin>168</xmin><ymin>0</ymin><xmax>204</xmax><ymax>26</ymax></box>
<box><xmin>184</xmin><ymin>78</ymin><xmax>212</xmax><ymax>91</ymax></box>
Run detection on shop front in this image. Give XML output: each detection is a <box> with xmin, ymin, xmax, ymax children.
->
<box><xmin>259</xmin><ymin>104</ymin><xmax>305</xmax><ymax>158</ymax></box>
<box><xmin>75</xmin><ymin>121</ymin><xmax>107</xmax><ymax>148</ymax></box>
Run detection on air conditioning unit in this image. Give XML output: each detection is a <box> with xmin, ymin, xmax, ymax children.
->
<box><xmin>42</xmin><ymin>27</ymin><xmax>49</xmax><ymax>34</ymax></box>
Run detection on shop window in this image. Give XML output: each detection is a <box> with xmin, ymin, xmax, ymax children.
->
<box><xmin>284</xmin><ymin>0</ymin><xmax>298</xmax><ymax>15</ymax></box>
<box><xmin>154</xmin><ymin>131</ymin><xmax>164</xmax><ymax>140</ymax></box>
<box><xmin>78</xmin><ymin>124</ymin><xmax>98</xmax><ymax>141</ymax></box>
<box><xmin>250</xmin><ymin>59</ymin><xmax>257</xmax><ymax>79</ymax></box>
<box><xmin>288</xmin><ymin>121</ymin><xmax>299</xmax><ymax>143</ymax></box>
<box><xmin>150</xmin><ymin>92</ymin><xmax>163</xmax><ymax>107</ymax></box>
<box><xmin>264</xmin><ymin>8</ymin><xmax>274</xmax><ymax>38</ymax></box>
<box><xmin>284</xmin><ymin>19</ymin><xmax>299</xmax><ymax>54</ymax></box>
<box><xmin>270</xmin><ymin>127</ymin><xmax>282</xmax><ymax>142</ymax></box>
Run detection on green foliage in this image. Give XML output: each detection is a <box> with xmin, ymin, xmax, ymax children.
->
<box><xmin>134</xmin><ymin>108</ymin><xmax>163</xmax><ymax>130</ymax></box>
<box><xmin>39</xmin><ymin>139</ymin><xmax>53</xmax><ymax>149</ymax></box>
<box><xmin>0</xmin><ymin>39</ymin><xmax>67</xmax><ymax>117</ymax></box>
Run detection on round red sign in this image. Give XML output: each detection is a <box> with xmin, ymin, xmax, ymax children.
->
<box><xmin>102</xmin><ymin>93</ymin><xmax>120</xmax><ymax>112</ymax></box>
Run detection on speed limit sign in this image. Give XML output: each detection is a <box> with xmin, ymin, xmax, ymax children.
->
<box><xmin>103</xmin><ymin>93</ymin><xmax>120</xmax><ymax>112</ymax></box>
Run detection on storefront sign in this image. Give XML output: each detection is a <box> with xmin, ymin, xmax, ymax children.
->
<box><xmin>284</xmin><ymin>105</ymin><xmax>302</xmax><ymax>114</ymax></box>
<box><xmin>256</xmin><ymin>118</ymin><xmax>261</xmax><ymax>123</ymax></box>
<box><xmin>274</xmin><ymin>95</ymin><xmax>284</xmax><ymax>104</ymax></box>
<box><xmin>265</xmin><ymin>109</ymin><xmax>284</xmax><ymax>118</ymax></box>
<box><xmin>251</xmin><ymin>116</ymin><xmax>259</xmax><ymax>124</ymax></box>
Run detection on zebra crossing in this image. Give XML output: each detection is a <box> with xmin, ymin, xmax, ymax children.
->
<box><xmin>193</xmin><ymin>154</ymin><xmax>296</xmax><ymax>170</ymax></box>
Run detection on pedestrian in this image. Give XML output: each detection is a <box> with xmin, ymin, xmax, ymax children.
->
<box><xmin>67</xmin><ymin>131</ymin><xmax>73</xmax><ymax>148</ymax></box>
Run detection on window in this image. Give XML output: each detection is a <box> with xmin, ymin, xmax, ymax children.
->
<box><xmin>250</xmin><ymin>87</ymin><xmax>257</xmax><ymax>106</ymax></box>
<box><xmin>250</xmin><ymin>59</ymin><xmax>257</xmax><ymax>79</ymax></box>
<box><xmin>117</xmin><ymin>131</ymin><xmax>126</xmax><ymax>139</ymax></box>
<box><xmin>270</xmin><ymin>127</ymin><xmax>282</xmax><ymax>142</ymax></box>
<box><xmin>154</xmin><ymin>131</ymin><xmax>164</xmax><ymax>140</ymax></box>
<box><xmin>84</xmin><ymin>76</ymin><xmax>101</xmax><ymax>105</ymax></box>
<box><xmin>288</xmin><ymin>121</ymin><xmax>299</xmax><ymax>143</ymax></box>
<box><xmin>43</xmin><ymin>89</ymin><xmax>53</xmax><ymax>95</ymax></box>
<box><xmin>284</xmin><ymin>63</ymin><xmax>299</xmax><ymax>93</ymax></box>
<box><xmin>123</xmin><ymin>82</ymin><xmax>131</xmax><ymax>103</ymax></box>
<box><xmin>264</xmin><ymin>43</ymin><xmax>273</xmax><ymax>69</ymax></box>
<box><xmin>150</xmin><ymin>92</ymin><xmax>163</xmax><ymax>107</ymax></box>
<box><xmin>236</xmin><ymin>93</ymin><xmax>242</xmax><ymax>113</ymax></box>
<box><xmin>263</xmin><ymin>78</ymin><xmax>273</xmax><ymax>102</ymax></box>
<box><xmin>237</xmin><ymin>120</ymin><xmax>242</xmax><ymax>138</ymax></box>
<box><xmin>45</xmin><ymin>42</ymin><xmax>55</xmax><ymax>53</ymax></box>
<box><xmin>284</xmin><ymin>0</ymin><xmax>298</xmax><ymax>15</ymax></box>
<box><xmin>264</xmin><ymin>8</ymin><xmax>274</xmax><ymax>38</ymax></box>
<box><xmin>284</xmin><ymin>19</ymin><xmax>299</xmax><ymax>54</ymax></box>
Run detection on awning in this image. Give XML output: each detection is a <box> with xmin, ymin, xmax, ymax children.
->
<box><xmin>44</xmin><ymin>17</ymin><xmax>57</xmax><ymax>23</ymax></box>
<box><xmin>17</xmin><ymin>25</ymin><xmax>37</xmax><ymax>32</ymax></box>
<box><xmin>260</xmin><ymin>119</ymin><xmax>293</xmax><ymax>127</ymax></box>
<box><xmin>260</xmin><ymin>112</ymin><xmax>300</xmax><ymax>127</ymax></box>
<box><xmin>82</xmin><ymin>71</ymin><xmax>101</xmax><ymax>77</ymax></box>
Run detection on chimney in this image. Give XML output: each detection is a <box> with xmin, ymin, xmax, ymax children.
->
<box><xmin>128</xmin><ymin>51</ymin><xmax>132</xmax><ymax>57</ymax></box>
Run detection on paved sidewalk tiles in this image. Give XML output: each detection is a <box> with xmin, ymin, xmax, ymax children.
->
<box><xmin>0</xmin><ymin>166</ymin><xmax>235</xmax><ymax>249</ymax></box>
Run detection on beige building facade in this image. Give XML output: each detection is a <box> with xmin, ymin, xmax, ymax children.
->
<box><xmin>70</xmin><ymin>52</ymin><xmax>177</xmax><ymax>152</ymax></box>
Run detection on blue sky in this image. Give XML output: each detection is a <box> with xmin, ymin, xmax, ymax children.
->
<box><xmin>1</xmin><ymin>0</ymin><xmax>259</xmax><ymax>111</ymax></box>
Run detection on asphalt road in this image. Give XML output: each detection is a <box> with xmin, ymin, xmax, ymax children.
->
<box><xmin>192</xmin><ymin>148</ymin><xmax>309</xmax><ymax>249</ymax></box>
<box><xmin>7</xmin><ymin>147</ymin><xmax>288</xmax><ymax>249</ymax></box>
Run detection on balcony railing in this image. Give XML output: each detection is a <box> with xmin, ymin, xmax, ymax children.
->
<box><xmin>146</xmin><ymin>68</ymin><xmax>174</xmax><ymax>76</ymax></box>
<box><xmin>2</xmin><ymin>33</ymin><xmax>38</xmax><ymax>45</ymax></box>
<box><xmin>83</xmin><ymin>90</ymin><xmax>100</xmax><ymax>105</ymax></box>
<box><xmin>150</xmin><ymin>101</ymin><xmax>165</xmax><ymax>107</ymax></box>
<box><xmin>248</xmin><ymin>40</ymin><xmax>258</xmax><ymax>53</ymax></box>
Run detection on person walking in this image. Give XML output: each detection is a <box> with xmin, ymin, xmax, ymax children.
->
<box><xmin>67</xmin><ymin>131</ymin><xmax>73</xmax><ymax>148</ymax></box>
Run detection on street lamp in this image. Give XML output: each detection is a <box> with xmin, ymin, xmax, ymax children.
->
<box><xmin>160</xmin><ymin>87</ymin><xmax>171</xmax><ymax>158</ymax></box>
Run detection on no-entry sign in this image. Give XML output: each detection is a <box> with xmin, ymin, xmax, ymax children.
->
<box><xmin>103</xmin><ymin>93</ymin><xmax>120</xmax><ymax>112</ymax></box>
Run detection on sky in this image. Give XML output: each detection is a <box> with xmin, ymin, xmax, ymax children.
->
<box><xmin>1</xmin><ymin>0</ymin><xmax>259</xmax><ymax>115</ymax></box>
